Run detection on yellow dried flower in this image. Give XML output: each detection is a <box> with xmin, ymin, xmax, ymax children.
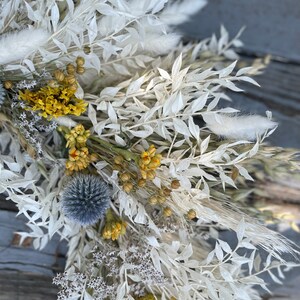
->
<box><xmin>139</xmin><ymin>145</ymin><xmax>161</xmax><ymax>180</ymax></box>
<box><xmin>64</xmin><ymin>124</ymin><xmax>95</xmax><ymax>173</ymax></box>
<box><xmin>146</xmin><ymin>170</ymin><xmax>156</xmax><ymax>180</ymax></box>
<box><xmin>148</xmin><ymin>144</ymin><xmax>156</xmax><ymax>156</ymax></box>
<box><xmin>65</xmin><ymin>124</ymin><xmax>90</xmax><ymax>149</ymax></box>
<box><xmin>66</xmin><ymin>147</ymin><xmax>90</xmax><ymax>172</ymax></box>
<box><xmin>102</xmin><ymin>210</ymin><xmax>127</xmax><ymax>241</ymax></box>
<box><xmin>19</xmin><ymin>85</ymin><xmax>87</xmax><ymax>120</ymax></box>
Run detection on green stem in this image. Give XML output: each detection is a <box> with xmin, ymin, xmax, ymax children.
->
<box><xmin>89</xmin><ymin>135</ymin><xmax>139</xmax><ymax>164</ymax></box>
<box><xmin>58</xmin><ymin>125</ymin><xmax>139</xmax><ymax>163</ymax></box>
<box><xmin>105</xmin><ymin>208</ymin><xmax>114</xmax><ymax>222</ymax></box>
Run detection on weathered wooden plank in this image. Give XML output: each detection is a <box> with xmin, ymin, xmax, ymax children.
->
<box><xmin>0</xmin><ymin>271</ymin><xmax>58</xmax><ymax>300</ymax></box>
<box><xmin>0</xmin><ymin>210</ymin><xmax>66</xmax><ymax>275</ymax></box>
<box><xmin>181</xmin><ymin>0</ymin><xmax>300</xmax><ymax>62</ymax></box>
<box><xmin>219</xmin><ymin>57</ymin><xmax>300</xmax><ymax>148</ymax></box>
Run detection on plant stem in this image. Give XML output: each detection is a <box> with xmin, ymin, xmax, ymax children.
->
<box><xmin>89</xmin><ymin>135</ymin><xmax>139</xmax><ymax>164</ymax></box>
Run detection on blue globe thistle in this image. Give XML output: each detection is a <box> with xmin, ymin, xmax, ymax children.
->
<box><xmin>61</xmin><ymin>174</ymin><xmax>111</xmax><ymax>226</ymax></box>
<box><xmin>0</xmin><ymin>82</ymin><xmax>6</xmax><ymax>106</ymax></box>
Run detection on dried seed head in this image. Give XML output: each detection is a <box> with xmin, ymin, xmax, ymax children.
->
<box><xmin>163</xmin><ymin>207</ymin><xmax>172</xmax><ymax>217</ymax></box>
<box><xmin>76</xmin><ymin>56</ymin><xmax>85</xmax><ymax>66</ymax></box>
<box><xmin>138</xmin><ymin>178</ymin><xmax>146</xmax><ymax>187</ymax></box>
<box><xmin>158</xmin><ymin>196</ymin><xmax>166</xmax><ymax>204</ymax></box>
<box><xmin>187</xmin><ymin>209</ymin><xmax>197</xmax><ymax>220</ymax></box>
<box><xmin>171</xmin><ymin>180</ymin><xmax>180</xmax><ymax>189</ymax></box>
<box><xmin>4</xmin><ymin>80</ymin><xmax>13</xmax><ymax>89</ymax></box>
<box><xmin>66</xmin><ymin>63</ymin><xmax>76</xmax><ymax>75</ymax></box>
<box><xmin>76</xmin><ymin>66</ymin><xmax>85</xmax><ymax>74</ymax></box>
<box><xmin>54</xmin><ymin>70</ymin><xmax>65</xmax><ymax>82</ymax></box>
<box><xmin>123</xmin><ymin>182</ymin><xmax>133</xmax><ymax>193</ymax></box>
<box><xmin>120</xmin><ymin>172</ymin><xmax>131</xmax><ymax>182</ymax></box>
<box><xmin>148</xmin><ymin>196</ymin><xmax>158</xmax><ymax>205</ymax></box>
<box><xmin>112</xmin><ymin>164</ymin><xmax>122</xmax><ymax>171</ymax></box>
<box><xmin>65</xmin><ymin>75</ymin><xmax>76</xmax><ymax>85</ymax></box>
<box><xmin>114</xmin><ymin>155</ymin><xmax>124</xmax><ymax>165</ymax></box>
<box><xmin>48</xmin><ymin>80</ymin><xmax>58</xmax><ymax>88</ymax></box>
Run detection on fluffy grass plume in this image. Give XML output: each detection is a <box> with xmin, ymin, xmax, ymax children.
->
<box><xmin>0</xmin><ymin>28</ymin><xmax>49</xmax><ymax>65</ymax></box>
<box><xmin>203</xmin><ymin>113</ymin><xmax>277</xmax><ymax>140</ymax></box>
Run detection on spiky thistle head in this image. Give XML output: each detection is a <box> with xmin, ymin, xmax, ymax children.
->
<box><xmin>0</xmin><ymin>82</ymin><xmax>6</xmax><ymax>106</ymax></box>
<box><xmin>61</xmin><ymin>174</ymin><xmax>111</xmax><ymax>226</ymax></box>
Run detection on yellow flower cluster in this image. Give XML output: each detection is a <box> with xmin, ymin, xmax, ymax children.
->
<box><xmin>19</xmin><ymin>85</ymin><xmax>87</xmax><ymax>119</ymax></box>
<box><xmin>19</xmin><ymin>58</ymin><xmax>87</xmax><ymax>120</ymax></box>
<box><xmin>102</xmin><ymin>209</ymin><xmax>127</xmax><ymax>241</ymax></box>
<box><xmin>66</xmin><ymin>147</ymin><xmax>90</xmax><ymax>173</ymax></box>
<box><xmin>64</xmin><ymin>124</ymin><xmax>96</xmax><ymax>173</ymax></box>
<box><xmin>139</xmin><ymin>145</ymin><xmax>162</xmax><ymax>180</ymax></box>
<box><xmin>65</xmin><ymin>124</ymin><xmax>90</xmax><ymax>148</ymax></box>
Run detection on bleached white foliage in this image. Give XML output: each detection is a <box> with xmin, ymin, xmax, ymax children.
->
<box><xmin>0</xmin><ymin>1</ymin><xmax>299</xmax><ymax>300</ymax></box>
<box><xmin>0</xmin><ymin>28</ymin><xmax>49</xmax><ymax>65</ymax></box>
<box><xmin>203</xmin><ymin>113</ymin><xmax>278</xmax><ymax>141</ymax></box>
<box><xmin>160</xmin><ymin>0</ymin><xmax>207</xmax><ymax>26</ymax></box>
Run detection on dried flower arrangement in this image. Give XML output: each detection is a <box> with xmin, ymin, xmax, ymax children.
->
<box><xmin>0</xmin><ymin>1</ymin><xmax>299</xmax><ymax>299</ymax></box>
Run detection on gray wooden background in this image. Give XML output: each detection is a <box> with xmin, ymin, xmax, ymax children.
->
<box><xmin>180</xmin><ymin>0</ymin><xmax>300</xmax><ymax>149</ymax></box>
<box><xmin>1</xmin><ymin>1</ymin><xmax>300</xmax><ymax>299</ymax></box>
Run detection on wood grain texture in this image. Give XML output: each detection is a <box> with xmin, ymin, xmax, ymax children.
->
<box><xmin>0</xmin><ymin>271</ymin><xmax>58</xmax><ymax>300</ymax></box>
<box><xmin>220</xmin><ymin>57</ymin><xmax>300</xmax><ymax>148</ymax></box>
<box><xmin>0</xmin><ymin>208</ymin><xmax>66</xmax><ymax>276</ymax></box>
<box><xmin>180</xmin><ymin>0</ymin><xmax>300</xmax><ymax>62</ymax></box>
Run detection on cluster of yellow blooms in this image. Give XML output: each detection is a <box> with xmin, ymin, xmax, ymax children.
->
<box><xmin>64</xmin><ymin>124</ymin><xmax>96</xmax><ymax>173</ymax></box>
<box><xmin>139</xmin><ymin>145</ymin><xmax>162</xmax><ymax>180</ymax></box>
<box><xmin>18</xmin><ymin>57</ymin><xmax>87</xmax><ymax>120</ymax></box>
<box><xmin>102</xmin><ymin>209</ymin><xmax>127</xmax><ymax>241</ymax></box>
<box><xmin>19</xmin><ymin>85</ymin><xmax>87</xmax><ymax>119</ymax></box>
